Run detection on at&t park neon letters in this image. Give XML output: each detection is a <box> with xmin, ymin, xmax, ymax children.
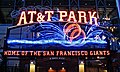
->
<box><xmin>17</xmin><ymin>11</ymin><xmax>98</xmax><ymax>25</ymax></box>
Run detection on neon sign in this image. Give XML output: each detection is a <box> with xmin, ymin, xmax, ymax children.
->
<box><xmin>63</xmin><ymin>23</ymin><xmax>86</xmax><ymax>42</ymax></box>
<box><xmin>7</xmin><ymin>22</ymin><xmax>108</xmax><ymax>48</ymax></box>
<box><xmin>4</xmin><ymin>50</ymin><xmax>110</xmax><ymax>57</ymax></box>
<box><xmin>17</xmin><ymin>11</ymin><xmax>97</xmax><ymax>25</ymax></box>
<box><xmin>7</xmin><ymin>9</ymin><xmax>112</xmax><ymax>49</ymax></box>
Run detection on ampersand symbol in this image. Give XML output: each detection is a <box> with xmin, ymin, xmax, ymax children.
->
<box><xmin>37</xmin><ymin>12</ymin><xmax>45</xmax><ymax>22</ymax></box>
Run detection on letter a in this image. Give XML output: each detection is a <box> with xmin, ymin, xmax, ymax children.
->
<box><xmin>67</xmin><ymin>11</ymin><xmax>77</xmax><ymax>22</ymax></box>
<box><xmin>17</xmin><ymin>11</ymin><xmax>27</xmax><ymax>25</ymax></box>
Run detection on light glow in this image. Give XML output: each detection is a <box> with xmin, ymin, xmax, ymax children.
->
<box><xmin>63</xmin><ymin>23</ymin><xmax>82</xmax><ymax>42</ymax></box>
<box><xmin>8</xmin><ymin>22</ymin><xmax>108</xmax><ymax>47</ymax></box>
<box><xmin>103</xmin><ymin>70</ymin><xmax>107</xmax><ymax>72</ymax></box>
<box><xmin>79</xmin><ymin>63</ymin><xmax>84</xmax><ymax>72</ymax></box>
<box><xmin>30</xmin><ymin>62</ymin><xmax>35</xmax><ymax>72</ymax></box>
<box><xmin>7</xmin><ymin>39</ymin><xmax>107</xmax><ymax>47</ymax></box>
<box><xmin>81</xmin><ymin>61</ymin><xmax>84</xmax><ymax>64</ymax></box>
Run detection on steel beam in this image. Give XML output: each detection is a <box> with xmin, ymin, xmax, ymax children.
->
<box><xmin>116</xmin><ymin>0</ymin><xmax>120</xmax><ymax>23</ymax></box>
<box><xmin>41</xmin><ymin>0</ymin><xmax>52</xmax><ymax>7</ymax></box>
<box><xmin>96</xmin><ymin>0</ymin><xmax>107</xmax><ymax>20</ymax></box>
<box><xmin>116</xmin><ymin>0</ymin><xmax>120</xmax><ymax>18</ymax></box>
<box><xmin>68</xmin><ymin>0</ymin><xmax>80</xmax><ymax>11</ymax></box>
